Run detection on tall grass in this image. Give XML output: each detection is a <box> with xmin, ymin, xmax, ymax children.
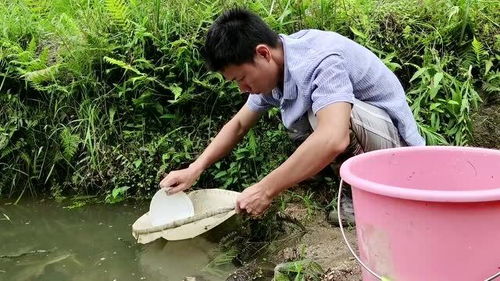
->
<box><xmin>0</xmin><ymin>0</ymin><xmax>498</xmax><ymax>198</ymax></box>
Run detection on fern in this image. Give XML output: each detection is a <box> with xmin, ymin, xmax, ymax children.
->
<box><xmin>462</xmin><ymin>37</ymin><xmax>487</xmax><ymax>69</ymax></box>
<box><xmin>60</xmin><ymin>127</ymin><xmax>80</xmax><ymax>160</ymax></box>
<box><xmin>483</xmin><ymin>71</ymin><xmax>500</xmax><ymax>99</ymax></box>
<box><xmin>25</xmin><ymin>0</ymin><xmax>50</xmax><ymax>16</ymax></box>
<box><xmin>471</xmin><ymin>37</ymin><xmax>486</xmax><ymax>64</ymax></box>
<box><xmin>22</xmin><ymin>64</ymin><xmax>59</xmax><ymax>84</ymax></box>
<box><xmin>104</xmin><ymin>56</ymin><xmax>144</xmax><ymax>76</ymax></box>
<box><xmin>0</xmin><ymin>139</ymin><xmax>24</xmax><ymax>159</ymax></box>
<box><xmin>104</xmin><ymin>0</ymin><xmax>130</xmax><ymax>28</ymax></box>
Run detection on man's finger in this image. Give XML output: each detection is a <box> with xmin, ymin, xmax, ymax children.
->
<box><xmin>166</xmin><ymin>186</ymin><xmax>180</xmax><ymax>195</ymax></box>
<box><xmin>238</xmin><ymin>200</ymin><xmax>247</xmax><ymax>210</ymax></box>
<box><xmin>235</xmin><ymin>200</ymin><xmax>244</xmax><ymax>214</ymax></box>
<box><xmin>159</xmin><ymin>176</ymin><xmax>177</xmax><ymax>189</ymax></box>
<box><xmin>158</xmin><ymin>177</ymin><xmax>169</xmax><ymax>188</ymax></box>
<box><xmin>167</xmin><ymin>183</ymin><xmax>188</xmax><ymax>195</ymax></box>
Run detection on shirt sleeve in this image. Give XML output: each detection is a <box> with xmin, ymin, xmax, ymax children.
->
<box><xmin>245</xmin><ymin>93</ymin><xmax>279</xmax><ymax>112</ymax></box>
<box><xmin>310</xmin><ymin>54</ymin><xmax>355</xmax><ymax>114</ymax></box>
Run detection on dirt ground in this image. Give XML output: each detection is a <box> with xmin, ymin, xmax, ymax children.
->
<box><xmin>472</xmin><ymin>103</ymin><xmax>500</xmax><ymax>148</ymax></box>
<box><xmin>272</xmin><ymin>203</ymin><xmax>362</xmax><ymax>281</ymax></box>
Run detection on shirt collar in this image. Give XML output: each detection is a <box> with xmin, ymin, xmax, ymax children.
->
<box><xmin>272</xmin><ymin>35</ymin><xmax>297</xmax><ymax>101</ymax></box>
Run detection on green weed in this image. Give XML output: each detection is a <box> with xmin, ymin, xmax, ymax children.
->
<box><xmin>0</xmin><ymin>0</ymin><xmax>498</xmax><ymax>199</ymax></box>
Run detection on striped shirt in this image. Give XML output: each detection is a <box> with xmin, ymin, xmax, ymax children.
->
<box><xmin>246</xmin><ymin>29</ymin><xmax>425</xmax><ymax>146</ymax></box>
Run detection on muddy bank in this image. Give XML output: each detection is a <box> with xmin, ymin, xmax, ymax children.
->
<box><xmin>472</xmin><ymin>102</ymin><xmax>500</xmax><ymax>149</ymax></box>
<box><xmin>223</xmin><ymin>199</ymin><xmax>361</xmax><ymax>281</ymax></box>
<box><xmin>274</xmin><ymin>203</ymin><xmax>361</xmax><ymax>281</ymax></box>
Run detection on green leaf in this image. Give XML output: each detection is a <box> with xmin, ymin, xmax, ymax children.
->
<box><xmin>111</xmin><ymin>186</ymin><xmax>130</xmax><ymax>200</ymax></box>
<box><xmin>214</xmin><ymin>171</ymin><xmax>227</xmax><ymax>179</ymax></box>
<box><xmin>410</xmin><ymin>67</ymin><xmax>428</xmax><ymax>82</ymax></box>
<box><xmin>350</xmin><ymin>27</ymin><xmax>367</xmax><ymax>39</ymax></box>
<box><xmin>167</xmin><ymin>84</ymin><xmax>183</xmax><ymax>103</ymax></box>
<box><xmin>60</xmin><ymin>127</ymin><xmax>80</xmax><ymax>159</ymax></box>
<box><xmin>160</xmin><ymin>114</ymin><xmax>176</xmax><ymax>119</ymax></box>
<box><xmin>22</xmin><ymin>64</ymin><xmax>59</xmax><ymax>84</ymax></box>
<box><xmin>104</xmin><ymin>0</ymin><xmax>130</xmax><ymax>28</ymax></box>
<box><xmin>448</xmin><ymin>6</ymin><xmax>459</xmax><ymax>21</ymax></box>
<box><xmin>2</xmin><ymin>213</ymin><xmax>11</xmax><ymax>222</ymax></box>
<box><xmin>484</xmin><ymin>60</ymin><xmax>493</xmax><ymax>75</ymax></box>
<box><xmin>430</xmin><ymin>103</ymin><xmax>441</xmax><ymax>111</ymax></box>
<box><xmin>471</xmin><ymin>37</ymin><xmax>485</xmax><ymax>62</ymax></box>
<box><xmin>104</xmin><ymin>56</ymin><xmax>144</xmax><ymax>76</ymax></box>
<box><xmin>433</xmin><ymin>72</ymin><xmax>444</xmax><ymax>89</ymax></box>
<box><xmin>429</xmin><ymin>72</ymin><xmax>444</xmax><ymax>99</ymax></box>
<box><xmin>133</xmin><ymin>92</ymin><xmax>154</xmax><ymax>107</ymax></box>
<box><xmin>109</xmin><ymin>107</ymin><xmax>116</xmax><ymax>125</ymax></box>
<box><xmin>112</xmin><ymin>187</ymin><xmax>121</xmax><ymax>198</ymax></box>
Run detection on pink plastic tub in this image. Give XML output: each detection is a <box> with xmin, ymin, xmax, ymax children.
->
<box><xmin>340</xmin><ymin>146</ymin><xmax>500</xmax><ymax>281</ymax></box>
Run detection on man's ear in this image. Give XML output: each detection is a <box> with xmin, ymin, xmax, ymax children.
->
<box><xmin>255</xmin><ymin>44</ymin><xmax>272</xmax><ymax>62</ymax></box>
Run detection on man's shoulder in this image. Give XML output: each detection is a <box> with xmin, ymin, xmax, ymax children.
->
<box><xmin>282</xmin><ymin>30</ymin><xmax>348</xmax><ymax>68</ymax></box>
<box><xmin>282</xmin><ymin>30</ymin><xmax>347</xmax><ymax>88</ymax></box>
<box><xmin>284</xmin><ymin>29</ymin><xmax>347</xmax><ymax>49</ymax></box>
<box><xmin>287</xmin><ymin>29</ymin><xmax>311</xmax><ymax>39</ymax></box>
<box><xmin>287</xmin><ymin>29</ymin><xmax>339</xmax><ymax>39</ymax></box>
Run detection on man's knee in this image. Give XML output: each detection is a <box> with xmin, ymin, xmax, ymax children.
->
<box><xmin>350</xmin><ymin>99</ymin><xmax>404</xmax><ymax>151</ymax></box>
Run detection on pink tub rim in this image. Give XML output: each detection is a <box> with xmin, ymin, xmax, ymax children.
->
<box><xmin>339</xmin><ymin>146</ymin><xmax>500</xmax><ymax>203</ymax></box>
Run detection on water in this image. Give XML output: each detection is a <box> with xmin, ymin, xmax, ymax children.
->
<box><xmin>0</xmin><ymin>199</ymin><xmax>235</xmax><ymax>281</ymax></box>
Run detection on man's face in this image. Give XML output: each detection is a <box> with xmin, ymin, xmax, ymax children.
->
<box><xmin>221</xmin><ymin>50</ymin><xmax>280</xmax><ymax>95</ymax></box>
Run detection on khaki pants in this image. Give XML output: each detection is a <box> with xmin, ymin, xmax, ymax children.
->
<box><xmin>288</xmin><ymin>99</ymin><xmax>406</xmax><ymax>168</ymax></box>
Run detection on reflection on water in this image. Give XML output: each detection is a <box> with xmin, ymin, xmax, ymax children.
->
<box><xmin>0</xmin><ymin>199</ymin><xmax>235</xmax><ymax>281</ymax></box>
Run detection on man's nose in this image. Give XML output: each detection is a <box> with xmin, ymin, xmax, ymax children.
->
<box><xmin>238</xmin><ymin>83</ymin><xmax>251</xmax><ymax>93</ymax></box>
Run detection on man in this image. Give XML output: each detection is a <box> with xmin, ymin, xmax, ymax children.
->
<box><xmin>159</xmin><ymin>8</ymin><xmax>425</xmax><ymax>217</ymax></box>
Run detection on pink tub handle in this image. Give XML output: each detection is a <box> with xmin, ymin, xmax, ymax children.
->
<box><xmin>485</xmin><ymin>272</ymin><xmax>500</xmax><ymax>281</ymax></box>
<box><xmin>338</xmin><ymin>179</ymin><xmax>383</xmax><ymax>280</ymax></box>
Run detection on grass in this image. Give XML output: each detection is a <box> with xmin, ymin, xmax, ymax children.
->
<box><xmin>0</xmin><ymin>0</ymin><xmax>498</xmax><ymax>199</ymax></box>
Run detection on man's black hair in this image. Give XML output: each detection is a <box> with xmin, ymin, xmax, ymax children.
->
<box><xmin>203</xmin><ymin>8</ymin><xmax>280</xmax><ymax>71</ymax></box>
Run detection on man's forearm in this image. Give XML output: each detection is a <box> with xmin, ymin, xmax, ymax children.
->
<box><xmin>261</xmin><ymin>129</ymin><xmax>349</xmax><ymax>198</ymax></box>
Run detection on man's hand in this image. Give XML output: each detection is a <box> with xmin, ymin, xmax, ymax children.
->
<box><xmin>236</xmin><ymin>182</ymin><xmax>273</xmax><ymax>217</ymax></box>
<box><xmin>158</xmin><ymin>105</ymin><xmax>261</xmax><ymax>195</ymax></box>
<box><xmin>159</xmin><ymin>164</ymin><xmax>203</xmax><ymax>194</ymax></box>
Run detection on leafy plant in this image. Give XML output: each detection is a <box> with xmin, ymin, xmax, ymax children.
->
<box><xmin>105</xmin><ymin>186</ymin><xmax>130</xmax><ymax>204</ymax></box>
<box><xmin>60</xmin><ymin>127</ymin><xmax>80</xmax><ymax>160</ymax></box>
<box><xmin>104</xmin><ymin>0</ymin><xmax>131</xmax><ymax>28</ymax></box>
<box><xmin>0</xmin><ymin>0</ymin><xmax>498</xmax><ymax>199</ymax></box>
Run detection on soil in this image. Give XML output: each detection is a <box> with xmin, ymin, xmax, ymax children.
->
<box><xmin>224</xmin><ymin>200</ymin><xmax>361</xmax><ymax>281</ymax></box>
<box><xmin>271</xmin><ymin>203</ymin><xmax>362</xmax><ymax>281</ymax></box>
<box><xmin>472</xmin><ymin>102</ymin><xmax>500</xmax><ymax>148</ymax></box>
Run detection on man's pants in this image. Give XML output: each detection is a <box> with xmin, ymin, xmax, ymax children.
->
<box><xmin>288</xmin><ymin>99</ymin><xmax>406</xmax><ymax>171</ymax></box>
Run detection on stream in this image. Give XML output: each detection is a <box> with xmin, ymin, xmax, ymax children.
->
<box><xmin>0</xmin><ymin>198</ymin><xmax>236</xmax><ymax>281</ymax></box>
